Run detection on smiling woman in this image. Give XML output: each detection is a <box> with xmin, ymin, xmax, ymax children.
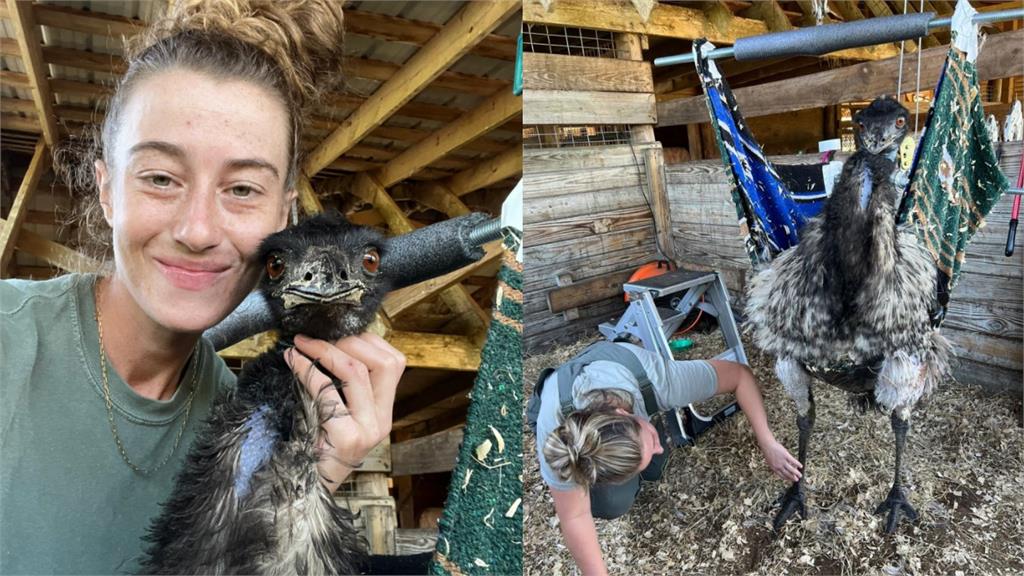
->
<box><xmin>0</xmin><ymin>1</ymin><xmax>410</xmax><ymax>574</ymax></box>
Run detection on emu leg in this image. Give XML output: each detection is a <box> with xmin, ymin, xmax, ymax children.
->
<box><xmin>874</xmin><ymin>411</ymin><xmax>919</xmax><ymax>533</ymax></box>
<box><xmin>773</xmin><ymin>389</ymin><xmax>815</xmax><ymax>532</ymax></box>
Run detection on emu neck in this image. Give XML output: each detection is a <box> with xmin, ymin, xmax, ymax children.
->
<box><xmin>95</xmin><ymin>276</ymin><xmax>200</xmax><ymax>401</ymax></box>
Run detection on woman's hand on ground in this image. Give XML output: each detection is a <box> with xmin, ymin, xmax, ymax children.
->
<box><xmin>760</xmin><ymin>439</ymin><xmax>802</xmax><ymax>483</ymax></box>
<box><xmin>285</xmin><ymin>332</ymin><xmax>405</xmax><ymax>492</ymax></box>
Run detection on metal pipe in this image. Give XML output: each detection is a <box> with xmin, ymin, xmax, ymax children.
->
<box><xmin>654</xmin><ymin>8</ymin><xmax>1024</xmax><ymax>67</ymax></box>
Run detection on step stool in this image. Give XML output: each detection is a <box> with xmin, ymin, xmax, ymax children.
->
<box><xmin>598</xmin><ymin>269</ymin><xmax>746</xmax><ymax>447</ymax></box>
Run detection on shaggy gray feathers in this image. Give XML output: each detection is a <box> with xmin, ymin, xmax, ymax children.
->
<box><xmin>745</xmin><ymin>97</ymin><xmax>950</xmax><ymax>413</ymax></box>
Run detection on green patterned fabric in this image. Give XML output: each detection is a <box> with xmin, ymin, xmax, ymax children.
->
<box><xmin>904</xmin><ymin>47</ymin><xmax>1009</xmax><ymax>289</ymax></box>
<box><xmin>429</xmin><ymin>237</ymin><xmax>523</xmax><ymax>576</ymax></box>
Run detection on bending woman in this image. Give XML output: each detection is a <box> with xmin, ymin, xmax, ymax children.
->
<box><xmin>532</xmin><ymin>340</ymin><xmax>801</xmax><ymax>575</ymax></box>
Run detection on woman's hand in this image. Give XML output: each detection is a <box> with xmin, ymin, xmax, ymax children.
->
<box><xmin>284</xmin><ymin>332</ymin><xmax>405</xmax><ymax>492</ymax></box>
<box><xmin>760</xmin><ymin>438</ymin><xmax>802</xmax><ymax>483</ymax></box>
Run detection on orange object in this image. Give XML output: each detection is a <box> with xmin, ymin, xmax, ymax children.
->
<box><xmin>624</xmin><ymin>260</ymin><xmax>675</xmax><ymax>302</ymax></box>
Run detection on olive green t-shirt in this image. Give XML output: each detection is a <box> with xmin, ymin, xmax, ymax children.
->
<box><xmin>0</xmin><ymin>274</ymin><xmax>237</xmax><ymax>575</ymax></box>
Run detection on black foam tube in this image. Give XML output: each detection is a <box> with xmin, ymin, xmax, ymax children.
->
<box><xmin>204</xmin><ymin>212</ymin><xmax>499</xmax><ymax>351</ymax></box>
<box><xmin>733</xmin><ymin>12</ymin><xmax>933</xmax><ymax>61</ymax></box>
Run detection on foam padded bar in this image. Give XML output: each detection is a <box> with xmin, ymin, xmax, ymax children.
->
<box><xmin>205</xmin><ymin>212</ymin><xmax>493</xmax><ymax>350</ymax></box>
<box><xmin>384</xmin><ymin>212</ymin><xmax>490</xmax><ymax>291</ymax></box>
<box><xmin>733</xmin><ymin>12</ymin><xmax>934</xmax><ymax>61</ymax></box>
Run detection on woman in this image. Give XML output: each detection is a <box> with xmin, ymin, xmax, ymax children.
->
<box><xmin>532</xmin><ymin>340</ymin><xmax>801</xmax><ymax>576</ymax></box>
<box><xmin>0</xmin><ymin>1</ymin><xmax>403</xmax><ymax>573</ymax></box>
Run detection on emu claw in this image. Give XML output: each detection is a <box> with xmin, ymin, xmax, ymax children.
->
<box><xmin>874</xmin><ymin>485</ymin><xmax>919</xmax><ymax>534</ymax></box>
<box><xmin>772</xmin><ymin>483</ymin><xmax>806</xmax><ymax>532</ymax></box>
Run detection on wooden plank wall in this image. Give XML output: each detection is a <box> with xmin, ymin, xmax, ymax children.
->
<box><xmin>524</xmin><ymin>144</ymin><xmax>661</xmax><ymax>352</ymax></box>
<box><xmin>666</xmin><ymin>141</ymin><xmax>1024</xmax><ymax>393</ymax></box>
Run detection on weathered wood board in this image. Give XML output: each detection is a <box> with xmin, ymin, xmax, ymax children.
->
<box><xmin>525</xmin><ymin>144</ymin><xmax>662</xmax><ymax>352</ymax></box>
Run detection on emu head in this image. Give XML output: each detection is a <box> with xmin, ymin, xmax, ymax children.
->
<box><xmin>853</xmin><ymin>96</ymin><xmax>910</xmax><ymax>155</ymax></box>
<box><xmin>257</xmin><ymin>212</ymin><xmax>390</xmax><ymax>341</ymax></box>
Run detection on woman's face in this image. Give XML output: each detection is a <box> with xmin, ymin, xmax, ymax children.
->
<box><xmin>633</xmin><ymin>415</ymin><xmax>664</xmax><ymax>472</ymax></box>
<box><xmin>96</xmin><ymin>68</ymin><xmax>296</xmax><ymax>334</ymax></box>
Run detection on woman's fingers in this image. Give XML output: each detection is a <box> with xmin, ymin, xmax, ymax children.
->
<box><xmin>292</xmin><ymin>335</ymin><xmax>376</xmax><ymax>427</ymax></box>
<box><xmin>331</xmin><ymin>333</ymin><xmax>405</xmax><ymax>428</ymax></box>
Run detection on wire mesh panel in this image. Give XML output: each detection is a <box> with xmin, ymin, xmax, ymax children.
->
<box><xmin>522</xmin><ymin>23</ymin><xmax>628</xmax><ymax>59</ymax></box>
<box><xmin>523</xmin><ymin>124</ymin><xmax>633</xmax><ymax>149</ymax></box>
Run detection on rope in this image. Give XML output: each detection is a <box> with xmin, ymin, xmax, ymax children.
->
<box><xmin>913</xmin><ymin>0</ymin><xmax>925</xmax><ymax>133</ymax></box>
<box><xmin>896</xmin><ymin>0</ymin><xmax>910</xmax><ymax>96</ymax></box>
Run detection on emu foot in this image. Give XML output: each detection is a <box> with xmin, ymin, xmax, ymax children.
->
<box><xmin>772</xmin><ymin>482</ymin><xmax>806</xmax><ymax>532</ymax></box>
<box><xmin>874</xmin><ymin>485</ymin><xmax>919</xmax><ymax>534</ymax></box>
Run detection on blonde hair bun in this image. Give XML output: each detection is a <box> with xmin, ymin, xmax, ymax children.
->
<box><xmin>132</xmin><ymin>0</ymin><xmax>346</xmax><ymax>110</ymax></box>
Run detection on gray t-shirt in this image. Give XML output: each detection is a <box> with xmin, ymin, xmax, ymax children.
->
<box><xmin>0</xmin><ymin>274</ymin><xmax>237</xmax><ymax>574</ymax></box>
<box><xmin>535</xmin><ymin>342</ymin><xmax>718</xmax><ymax>491</ymax></box>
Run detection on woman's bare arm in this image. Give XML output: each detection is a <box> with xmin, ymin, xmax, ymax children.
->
<box><xmin>707</xmin><ymin>360</ymin><xmax>802</xmax><ymax>482</ymax></box>
<box><xmin>550</xmin><ymin>486</ymin><xmax>608</xmax><ymax>576</ymax></box>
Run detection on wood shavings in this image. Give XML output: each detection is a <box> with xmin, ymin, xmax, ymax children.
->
<box><xmin>461</xmin><ymin>469</ymin><xmax>473</xmax><ymax>491</ymax></box>
<box><xmin>473</xmin><ymin>558</ymin><xmax>489</xmax><ymax>568</ymax></box>
<box><xmin>475</xmin><ymin>439</ymin><xmax>492</xmax><ymax>462</ymax></box>
<box><xmin>506</xmin><ymin>498</ymin><xmax>521</xmax><ymax>518</ymax></box>
<box><xmin>489</xmin><ymin>425</ymin><xmax>505</xmax><ymax>453</ymax></box>
<box><xmin>523</xmin><ymin>332</ymin><xmax>1024</xmax><ymax>576</ymax></box>
<box><xmin>483</xmin><ymin>508</ymin><xmax>495</xmax><ymax>529</ymax></box>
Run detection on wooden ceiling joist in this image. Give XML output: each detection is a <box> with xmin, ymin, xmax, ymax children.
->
<box><xmin>6</xmin><ymin>0</ymin><xmax>59</xmax><ymax>146</ymax></box>
<box><xmin>303</xmin><ymin>0</ymin><xmax>519</xmax><ymax>177</ymax></box>
<box><xmin>344</xmin><ymin>9</ymin><xmax>516</xmax><ymax>62</ymax></box>
<box><xmin>0</xmin><ymin>217</ymin><xmax>100</xmax><ymax>275</ymax></box>
<box><xmin>373</xmin><ymin>89</ymin><xmax>522</xmax><ymax>188</ymax></box>
<box><xmin>28</xmin><ymin>2</ymin><xmax>144</xmax><ymax>39</ymax></box>
<box><xmin>0</xmin><ymin>140</ymin><xmax>49</xmax><ymax>276</ymax></box>
<box><xmin>387</xmin><ymin>331</ymin><xmax>482</xmax><ymax>372</ymax></box>
<box><xmin>444</xmin><ymin>145</ymin><xmax>522</xmax><ymax>197</ymax></box>
<box><xmin>382</xmin><ymin>239</ymin><xmax>503</xmax><ymax>319</ymax></box>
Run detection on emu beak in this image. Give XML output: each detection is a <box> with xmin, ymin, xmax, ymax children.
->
<box><xmin>280</xmin><ymin>255</ymin><xmax>366</xmax><ymax>309</ymax></box>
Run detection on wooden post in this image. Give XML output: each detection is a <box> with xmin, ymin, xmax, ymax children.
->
<box><xmin>643</xmin><ymin>146</ymin><xmax>676</xmax><ymax>262</ymax></box>
<box><xmin>687</xmin><ymin>124</ymin><xmax>703</xmax><ymax>159</ymax></box>
<box><xmin>0</xmin><ymin>140</ymin><xmax>49</xmax><ymax>276</ymax></box>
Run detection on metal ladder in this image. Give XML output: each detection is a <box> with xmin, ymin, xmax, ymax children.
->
<box><xmin>598</xmin><ymin>269</ymin><xmax>746</xmax><ymax>447</ymax></box>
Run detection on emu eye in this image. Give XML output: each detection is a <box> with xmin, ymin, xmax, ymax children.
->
<box><xmin>856</xmin><ymin>121</ymin><xmax>865</xmax><ymax>130</ymax></box>
<box><xmin>362</xmin><ymin>248</ymin><xmax>380</xmax><ymax>274</ymax></box>
<box><xmin>895</xmin><ymin>117</ymin><xmax>906</xmax><ymax>128</ymax></box>
<box><xmin>266</xmin><ymin>254</ymin><xmax>285</xmax><ymax>280</ymax></box>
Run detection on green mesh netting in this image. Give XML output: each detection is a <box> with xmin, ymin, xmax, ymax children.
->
<box><xmin>429</xmin><ymin>238</ymin><xmax>522</xmax><ymax>576</ymax></box>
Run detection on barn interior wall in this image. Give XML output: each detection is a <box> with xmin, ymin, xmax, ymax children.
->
<box><xmin>523</xmin><ymin>144</ymin><xmax>660</xmax><ymax>353</ymax></box>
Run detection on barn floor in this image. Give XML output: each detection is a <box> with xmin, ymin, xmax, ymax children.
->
<box><xmin>523</xmin><ymin>331</ymin><xmax>1024</xmax><ymax>576</ymax></box>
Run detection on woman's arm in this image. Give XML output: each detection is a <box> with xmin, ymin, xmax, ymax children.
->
<box><xmin>550</xmin><ymin>487</ymin><xmax>608</xmax><ymax>576</ymax></box>
<box><xmin>707</xmin><ymin>360</ymin><xmax>802</xmax><ymax>483</ymax></box>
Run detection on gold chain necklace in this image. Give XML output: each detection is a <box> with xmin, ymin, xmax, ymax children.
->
<box><xmin>95</xmin><ymin>284</ymin><xmax>198</xmax><ymax>476</ymax></box>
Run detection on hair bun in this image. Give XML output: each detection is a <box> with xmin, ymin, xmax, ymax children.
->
<box><xmin>132</xmin><ymin>0</ymin><xmax>346</xmax><ymax>110</ymax></box>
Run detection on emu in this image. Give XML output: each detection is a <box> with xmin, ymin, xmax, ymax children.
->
<box><xmin>745</xmin><ymin>96</ymin><xmax>950</xmax><ymax>534</ymax></box>
<box><xmin>140</xmin><ymin>213</ymin><xmax>390</xmax><ymax>574</ymax></box>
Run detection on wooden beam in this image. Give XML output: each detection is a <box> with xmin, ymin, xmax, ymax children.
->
<box><xmin>0</xmin><ymin>140</ymin><xmax>49</xmax><ymax>275</ymax></box>
<box><xmin>303</xmin><ymin>1</ymin><xmax>518</xmax><ymax>177</ymax></box>
<box><xmin>7</xmin><ymin>0</ymin><xmax>59</xmax><ymax>146</ymax></box>
<box><xmin>445</xmin><ymin>145</ymin><xmax>522</xmax><ymax>197</ymax></box>
<box><xmin>382</xmin><ymin>239</ymin><xmax>503</xmax><ymax>318</ymax></box>
<box><xmin>374</xmin><ymin>89</ymin><xmax>522</xmax><ymax>188</ymax></box>
<box><xmin>524</xmin><ymin>90</ymin><xmax>656</xmax><ymax>125</ymax></box>
<box><xmin>295</xmin><ymin>176</ymin><xmax>323</xmax><ymax>216</ymax></box>
<box><xmin>344</xmin><ymin>10</ymin><xmax>516</xmax><ymax>61</ymax></box>
<box><xmin>391</xmin><ymin>428</ymin><xmax>464</xmax><ymax>476</ymax></box>
<box><xmin>657</xmin><ymin>29</ymin><xmax>1024</xmax><ymax>126</ymax></box>
<box><xmin>416</xmin><ymin>183</ymin><xmax>472</xmax><ymax>217</ymax></box>
<box><xmin>523</xmin><ymin>0</ymin><xmax>768</xmax><ymax>45</ymax></box>
<box><xmin>522</xmin><ymin>53</ymin><xmax>654</xmax><ymax>93</ymax></box>
<box><xmin>344</xmin><ymin>56</ymin><xmax>508</xmax><ymax>97</ymax></box>
<box><xmin>0</xmin><ymin>218</ymin><xmax>101</xmax><ymax>274</ymax></box>
<box><xmin>394</xmin><ymin>379</ymin><xmax>474</xmax><ymax>422</ymax></box>
<box><xmin>387</xmin><ymin>331</ymin><xmax>481</xmax><ymax>372</ymax></box>
<box><xmin>644</xmin><ymin>146</ymin><xmax>675</xmax><ymax>262</ymax></box>
<box><xmin>30</xmin><ymin>3</ymin><xmax>144</xmax><ymax>38</ymax></box>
